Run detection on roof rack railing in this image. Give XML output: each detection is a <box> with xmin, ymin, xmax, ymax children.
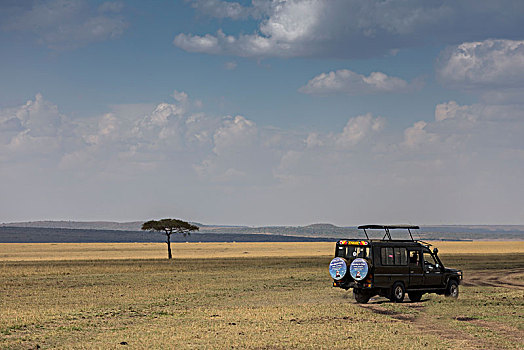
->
<box><xmin>417</xmin><ymin>240</ymin><xmax>432</xmax><ymax>247</ymax></box>
<box><xmin>357</xmin><ymin>225</ymin><xmax>420</xmax><ymax>241</ymax></box>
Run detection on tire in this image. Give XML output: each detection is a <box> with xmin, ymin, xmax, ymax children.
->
<box><xmin>353</xmin><ymin>289</ymin><xmax>371</xmax><ymax>304</ymax></box>
<box><xmin>329</xmin><ymin>257</ymin><xmax>348</xmax><ymax>281</ymax></box>
<box><xmin>390</xmin><ymin>282</ymin><xmax>405</xmax><ymax>303</ymax></box>
<box><xmin>445</xmin><ymin>280</ymin><xmax>459</xmax><ymax>298</ymax></box>
<box><xmin>349</xmin><ymin>258</ymin><xmax>370</xmax><ymax>281</ymax></box>
<box><xmin>408</xmin><ymin>291</ymin><xmax>423</xmax><ymax>302</ymax></box>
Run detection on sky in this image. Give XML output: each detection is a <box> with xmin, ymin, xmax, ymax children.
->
<box><xmin>0</xmin><ymin>0</ymin><xmax>523</xmax><ymax>226</ymax></box>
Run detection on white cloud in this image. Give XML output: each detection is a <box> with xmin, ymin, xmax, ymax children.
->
<box><xmin>403</xmin><ymin>121</ymin><xmax>438</xmax><ymax>147</ymax></box>
<box><xmin>336</xmin><ymin>113</ymin><xmax>384</xmax><ymax>148</ymax></box>
<box><xmin>300</xmin><ymin>69</ymin><xmax>419</xmax><ymax>95</ymax></box>
<box><xmin>434</xmin><ymin>101</ymin><xmax>476</xmax><ymax>122</ymax></box>
<box><xmin>15</xmin><ymin>93</ymin><xmax>66</xmax><ymax>137</ymax></box>
<box><xmin>437</xmin><ymin>39</ymin><xmax>524</xmax><ymax>90</ymax></box>
<box><xmin>1</xmin><ymin>0</ymin><xmax>127</xmax><ymax>49</ymax></box>
<box><xmin>403</xmin><ymin>99</ymin><xmax>524</xmax><ymax>154</ymax></box>
<box><xmin>98</xmin><ymin>1</ymin><xmax>124</xmax><ymax>13</ymax></box>
<box><xmin>305</xmin><ymin>132</ymin><xmax>323</xmax><ymax>148</ymax></box>
<box><xmin>194</xmin><ymin>115</ymin><xmax>276</xmax><ymax>183</ymax></box>
<box><xmin>212</xmin><ymin>115</ymin><xmax>257</xmax><ymax>155</ymax></box>
<box><xmin>188</xmin><ymin>0</ymin><xmax>254</xmax><ymax>20</ymax></box>
<box><xmin>0</xmin><ymin>94</ymin><xmax>72</xmax><ymax>162</ymax></box>
<box><xmin>2</xmin><ymin>92</ymin><xmax>523</xmax><ymax>224</ymax></box>
<box><xmin>224</xmin><ymin>61</ymin><xmax>238</xmax><ymax>70</ymax></box>
<box><xmin>176</xmin><ymin>0</ymin><xmax>524</xmax><ymax>58</ymax></box>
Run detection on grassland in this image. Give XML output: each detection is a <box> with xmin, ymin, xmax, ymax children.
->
<box><xmin>1</xmin><ymin>240</ymin><xmax>523</xmax><ymax>261</ymax></box>
<box><xmin>0</xmin><ymin>242</ymin><xmax>523</xmax><ymax>349</ymax></box>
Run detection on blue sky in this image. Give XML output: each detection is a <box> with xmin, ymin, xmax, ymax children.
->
<box><xmin>1</xmin><ymin>0</ymin><xmax>523</xmax><ymax>225</ymax></box>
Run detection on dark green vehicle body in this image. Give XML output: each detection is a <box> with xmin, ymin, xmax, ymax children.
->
<box><xmin>330</xmin><ymin>225</ymin><xmax>463</xmax><ymax>303</ymax></box>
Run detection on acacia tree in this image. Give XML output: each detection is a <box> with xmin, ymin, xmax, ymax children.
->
<box><xmin>141</xmin><ymin>218</ymin><xmax>199</xmax><ymax>259</ymax></box>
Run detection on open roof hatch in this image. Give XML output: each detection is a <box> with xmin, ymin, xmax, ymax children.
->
<box><xmin>357</xmin><ymin>225</ymin><xmax>420</xmax><ymax>241</ymax></box>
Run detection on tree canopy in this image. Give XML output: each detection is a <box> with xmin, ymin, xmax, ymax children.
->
<box><xmin>141</xmin><ymin>218</ymin><xmax>199</xmax><ymax>259</ymax></box>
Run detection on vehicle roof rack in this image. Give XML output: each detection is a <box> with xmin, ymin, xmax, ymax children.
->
<box><xmin>357</xmin><ymin>225</ymin><xmax>420</xmax><ymax>230</ymax></box>
<box><xmin>357</xmin><ymin>224</ymin><xmax>420</xmax><ymax>241</ymax></box>
<box><xmin>417</xmin><ymin>240</ymin><xmax>432</xmax><ymax>247</ymax></box>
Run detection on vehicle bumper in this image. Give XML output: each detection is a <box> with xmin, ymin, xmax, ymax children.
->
<box><xmin>333</xmin><ymin>280</ymin><xmax>373</xmax><ymax>289</ymax></box>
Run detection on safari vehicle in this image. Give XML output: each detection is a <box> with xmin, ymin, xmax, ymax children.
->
<box><xmin>328</xmin><ymin>225</ymin><xmax>463</xmax><ymax>303</ymax></box>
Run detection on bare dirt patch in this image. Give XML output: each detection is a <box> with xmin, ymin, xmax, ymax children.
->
<box><xmin>360</xmin><ymin>290</ymin><xmax>523</xmax><ymax>350</ymax></box>
<box><xmin>360</xmin><ymin>304</ymin><xmax>417</xmax><ymax>322</ymax></box>
<box><xmin>463</xmin><ymin>268</ymin><xmax>524</xmax><ymax>290</ymax></box>
<box><xmin>359</xmin><ymin>302</ymin><xmax>485</xmax><ymax>348</ymax></box>
<box><xmin>457</xmin><ymin>317</ymin><xmax>524</xmax><ymax>345</ymax></box>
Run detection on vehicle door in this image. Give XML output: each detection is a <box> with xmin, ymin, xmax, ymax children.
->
<box><xmin>422</xmin><ymin>251</ymin><xmax>443</xmax><ymax>287</ymax></box>
<box><xmin>373</xmin><ymin>246</ymin><xmax>388</xmax><ymax>287</ymax></box>
<box><xmin>408</xmin><ymin>249</ymin><xmax>423</xmax><ymax>287</ymax></box>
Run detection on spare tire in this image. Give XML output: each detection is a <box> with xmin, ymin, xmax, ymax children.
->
<box><xmin>329</xmin><ymin>257</ymin><xmax>348</xmax><ymax>280</ymax></box>
<box><xmin>349</xmin><ymin>258</ymin><xmax>370</xmax><ymax>281</ymax></box>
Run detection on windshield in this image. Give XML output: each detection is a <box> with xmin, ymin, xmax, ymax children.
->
<box><xmin>336</xmin><ymin>246</ymin><xmax>370</xmax><ymax>259</ymax></box>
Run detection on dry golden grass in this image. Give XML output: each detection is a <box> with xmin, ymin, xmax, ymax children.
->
<box><xmin>1</xmin><ymin>241</ymin><xmax>523</xmax><ymax>348</ymax></box>
<box><xmin>1</xmin><ymin>240</ymin><xmax>523</xmax><ymax>261</ymax></box>
<box><xmin>425</xmin><ymin>240</ymin><xmax>524</xmax><ymax>254</ymax></box>
<box><xmin>0</xmin><ymin>242</ymin><xmax>332</xmax><ymax>261</ymax></box>
<box><xmin>1</xmin><ymin>253</ymin><xmax>523</xmax><ymax>349</ymax></box>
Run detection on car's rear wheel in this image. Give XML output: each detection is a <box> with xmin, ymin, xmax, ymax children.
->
<box><xmin>353</xmin><ymin>289</ymin><xmax>371</xmax><ymax>304</ymax></box>
<box><xmin>445</xmin><ymin>280</ymin><xmax>459</xmax><ymax>298</ymax></box>
<box><xmin>390</xmin><ymin>282</ymin><xmax>405</xmax><ymax>303</ymax></box>
<box><xmin>408</xmin><ymin>291</ymin><xmax>423</xmax><ymax>302</ymax></box>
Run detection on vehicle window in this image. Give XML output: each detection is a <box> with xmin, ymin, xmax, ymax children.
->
<box><xmin>423</xmin><ymin>252</ymin><xmax>439</xmax><ymax>271</ymax></box>
<box><xmin>387</xmin><ymin>247</ymin><xmax>394</xmax><ymax>265</ymax></box>
<box><xmin>381</xmin><ymin>247</ymin><xmax>393</xmax><ymax>265</ymax></box>
<box><xmin>381</xmin><ymin>247</ymin><xmax>407</xmax><ymax>265</ymax></box>
<box><xmin>395</xmin><ymin>248</ymin><xmax>407</xmax><ymax>265</ymax></box>
<box><xmin>335</xmin><ymin>246</ymin><xmax>346</xmax><ymax>258</ymax></box>
<box><xmin>335</xmin><ymin>246</ymin><xmax>369</xmax><ymax>259</ymax></box>
<box><xmin>408</xmin><ymin>250</ymin><xmax>420</xmax><ymax>265</ymax></box>
<box><xmin>348</xmin><ymin>246</ymin><xmax>368</xmax><ymax>258</ymax></box>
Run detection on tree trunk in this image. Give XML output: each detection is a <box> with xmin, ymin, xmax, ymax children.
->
<box><xmin>166</xmin><ymin>233</ymin><xmax>172</xmax><ymax>259</ymax></box>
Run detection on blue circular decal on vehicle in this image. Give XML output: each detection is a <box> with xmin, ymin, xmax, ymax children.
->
<box><xmin>329</xmin><ymin>257</ymin><xmax>347</xmax><ymax>280</ymax></box>
<box><xmin>350</xmin><ymin>258</ymin><xmax>369</xmax><ymax>281</ymax></box>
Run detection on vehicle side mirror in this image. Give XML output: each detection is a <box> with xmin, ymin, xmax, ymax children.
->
<box><xmin>433</xmin><ymin>248</ymin><xmax>438</xmax><ymax>255</ymax></box>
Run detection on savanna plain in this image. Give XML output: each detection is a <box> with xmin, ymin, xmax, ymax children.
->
<box><xmin>1</xmin><ymin>242</ymin><xmax>523</xmax><ymax>349</ymax></box>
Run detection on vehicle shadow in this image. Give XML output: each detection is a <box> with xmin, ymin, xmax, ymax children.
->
<box><xmin>367</xmin><ymin>297</ymin><xmax>431</xmax><ymax>304</ymax></box>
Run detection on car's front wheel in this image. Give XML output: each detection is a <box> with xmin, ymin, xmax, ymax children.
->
<box><xmin>390</xmin><ymin>282</ymin><xmax>405</xmax><ymax>303</ymax></box>
<box><xmin>353</xmin><ymin>289</ymin><xmax>371</xmax><ymax>304</ymax></box>
<box><xmin>445</xmin><ymin>280</ymin><xmax>459</xmax><ymax>298</ymax></box>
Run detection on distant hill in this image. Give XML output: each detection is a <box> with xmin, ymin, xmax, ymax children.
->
<box><xmin>0</xmin><ymin>220</ymin><xmax>242</xmax><ymax>231</ymax></box>
<box><xmin>304</xmin><ymin>223</ymin><xmax>338</xmax><ymax>229</ymax></box>
<box><xmin>1</xmin><ymin>221</ymin><xmax>523</xmax><ymax>241</ymax></box>
<box><xmin>0</xmin><ymin>227</ymin><xmax>331</xmax><ymax>243</ymax></box>
<box><xmin>0</xmin><ymin>220</ymin><xmax>144</xmax><ymax>231</ymax></box>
